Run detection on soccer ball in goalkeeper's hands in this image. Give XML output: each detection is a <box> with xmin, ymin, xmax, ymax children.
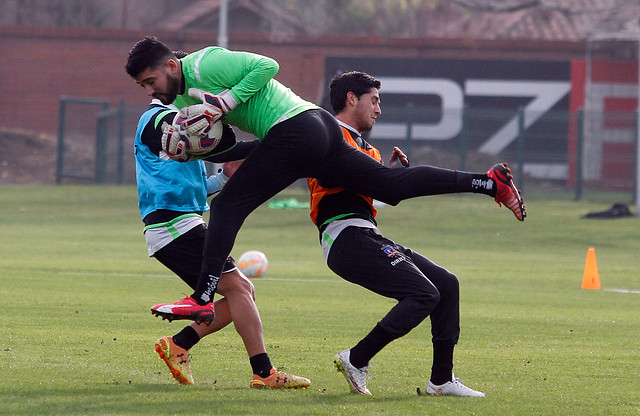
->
<box><xmin>174</xmin><ymin>104</ymin><xmax>223</xmax><ymax>155</ymax></box>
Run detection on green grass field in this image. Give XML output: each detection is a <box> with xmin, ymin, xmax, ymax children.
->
<box><xmin>1</xmin><ymin>185</ymin><xmax>638</xmax><ymax>415</ymax></box>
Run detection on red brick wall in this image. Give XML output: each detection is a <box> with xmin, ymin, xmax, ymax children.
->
<box><xmin>2</xmin><ymin>26</ymin><xmax>585</xmax><ymax>135</ymax></box>
<box><xmin>4</xmin><ymin>27</ymin><xmax>148</xmax><ymax>135</ymax></box>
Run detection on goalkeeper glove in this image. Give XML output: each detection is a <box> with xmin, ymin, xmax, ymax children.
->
<box><xmin>160</xmin><ymin>122</ymin><xmax>194</xmax><ymax>162</ymax></box>
<box><xmin>188</xmin><ymin>88</ymin><xmax>238</xmax><ymax>122</ymax></box>
<box><xmin>176</xmin><ymin>103</ymin><xmax>221</xmax><ymax>141</ymax></box>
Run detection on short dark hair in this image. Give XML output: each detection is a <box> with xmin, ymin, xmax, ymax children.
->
<box><xmin>173</xmin><ymin>50</ymin><xmax>189</xmax><ymax>59</ymax></box>
<box><xmin>329</xmin><ymin>71</ymin><xmax>381</xmax><ymax>114</ymax></box>
<box><xmin>125</xmin><ymin>36</ymin><xmax>175</xmax><ymax>78</ymax></box>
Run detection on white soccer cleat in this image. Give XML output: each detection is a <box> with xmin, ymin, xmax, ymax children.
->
<box><xmin>426</xmin><ymin>375</ymin><xmax>485</xmax><ymax>397</ymax></box>
<box><xmin>334</xmin><ymin>349</ymin><xmax>372</xmax><ymax>395</ymax></box>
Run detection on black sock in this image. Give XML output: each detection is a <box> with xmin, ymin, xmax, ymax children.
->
<box><xmin>249</xmin><ymin>352</ymin><xmax>273</xmax><ymax>378</ymax></box>
<box><xmin>430</xmin><ymin>341</ymin><xmax>455</xmax><ymax>385</ymax></box>
<box><xmin>456</xmin><ymin>172</ymin><xmax>497</xmax><ymax>197</ymax></box>
<box><xmin>192</xmin><ymin>273</ymin><xmax>221</xmax><ymax>305</ymax></box>
<box><xmin>349</xmin><ymin>323</ymin><xmax>396</xmax><ymax>369</ymax></box>
<box><xmin>191</xmin><ymin>291</ymin><xmax>210</xmax><ymax>306</ymax></box>
<box><xmin>172</xmin><ymin>326</ymin><xmax>200</xmax><ymax>351</ymax></box>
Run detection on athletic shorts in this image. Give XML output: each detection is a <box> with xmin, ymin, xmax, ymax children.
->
<box><xmin>153</xmin><ymin>223</ymin><xmax>236</xmax><ymax>290</ymax></box>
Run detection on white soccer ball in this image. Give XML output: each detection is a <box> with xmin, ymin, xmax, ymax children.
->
<box><xmin>237</xmin><ymin>250</ymin><xmax>268</xmax><ymax>278</ymax></box>
<box><xmin>174</xmin><ymin>104</ymin><xmax>223</xmax><ymax>155</ymax></box>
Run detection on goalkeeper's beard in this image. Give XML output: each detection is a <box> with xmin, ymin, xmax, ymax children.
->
<box><xmin>155</xmin><ymin>73</ymin><xmax>180</xmax><ymax>105</ymax></box>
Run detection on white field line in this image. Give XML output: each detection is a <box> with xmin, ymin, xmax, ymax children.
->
<box><xmin>58</xmin><ymin>272</ymin><xmax>640</xmax><ymax>291</ymax></box>
<box><xmin>59</xmin><ymin>271</ymin><xmax>338</xmax><ymax>283</ymax></box>
<box><xmin>603</xmin><ymin>288</ymin><xmax>640</xmax><ymax>294</ymax></box>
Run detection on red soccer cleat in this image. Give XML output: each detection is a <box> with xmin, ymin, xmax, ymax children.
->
<box><xmin>487</xmin><ymin>163</ymin><xmax>526</xmax><ymax>221</ymax></box>
<box><xmin>150</xmin><ymin>295</ymin><xmax>214</xmax><ymax>324</ymax></box>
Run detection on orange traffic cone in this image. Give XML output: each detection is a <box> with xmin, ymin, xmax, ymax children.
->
<box><xmin>581</xmin><ymin>247</ymin><xmax>601</xmax><ymax>290</ymax></box>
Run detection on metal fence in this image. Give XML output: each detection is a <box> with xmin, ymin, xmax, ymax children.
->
<box><xmin>56</xmin><ymin>98</ymin><xmax>638</xmax><ymax>204</ymax></box>
<box><xmin>367</xmin><ymin>106</ymin><xmax>637</xmax><ymax>203</ymax></box>
<box><xmin>57</xmin><ymin>98</ymin><xmax>144</xmax><ymax>185</ymax></box>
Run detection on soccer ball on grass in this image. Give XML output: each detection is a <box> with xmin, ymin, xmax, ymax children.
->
<box><xmin>237</xmin><ymin>250</ymin><xmax>268</xmax><ymax>278</ymax></box>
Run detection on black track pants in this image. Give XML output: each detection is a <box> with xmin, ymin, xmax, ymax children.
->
<box><xmin>195</xmin><ymin>108</ymin><xmax>465</xmax><ymax>301</ymax></box>
<box><xmin>326</xmin><ymin>226</ymin><xmax>460</xmax><ymax>342</ymax></box>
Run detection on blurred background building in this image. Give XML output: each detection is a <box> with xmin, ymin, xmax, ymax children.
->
<box><xmin>1</xmin><ymin>0</ymin><xmax>638</xmax><ymax>203</ymax></box>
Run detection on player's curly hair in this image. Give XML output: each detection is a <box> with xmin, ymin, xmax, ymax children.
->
<box><xmin>125</xmin><ymin>36</ymin><xmax>176</xmax><ymax>78</ymax></box>
<box><xmin>329</xmin><ymin>71</ymin><xmax>381</xmax><ymax>114</ymax></box>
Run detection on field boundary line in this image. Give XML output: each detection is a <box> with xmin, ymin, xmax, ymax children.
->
<box><xmin>59</xmin><ymin>270</ymin><xmax>338</xmax><ymax>283</ymax></box>
<box><xmin>603</xmin><ymin>288</ymin><xmax>640</xmax><ymax>294</ymax></box>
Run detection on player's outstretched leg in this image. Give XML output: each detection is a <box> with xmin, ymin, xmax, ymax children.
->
<box><xmin>151</xmin><ymin>295</ymin><xmax>214</xmax><ymax>324</ymax></box>
<box><xmin>426</xmin><ymin>374</ymin><xmax>485</xmax><ymax>397</ymax></box>
<box><xmin>487</xmin><ymin>163</ymin><xmax>526</xmax><ymax>221</ymax></box>
<box><xmin>334</xmin><ymin>349</ymin><xmax>372</xmax><ymax>395</ymax></box>
<box><xmin>250</xmin><ymin>367</ymin><xmax>311</xmax><ymax>389</ymax></box>
<box><xmin>154</xmin><ymin>336</ymin><xmax>194</xmax><ymax>385</ymax></box>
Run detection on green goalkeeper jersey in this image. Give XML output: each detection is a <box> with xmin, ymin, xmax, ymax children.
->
<box><xmin>173</xmin><ymin>46</ymin><xmax>318</xmax><ymax>140</ymax></box>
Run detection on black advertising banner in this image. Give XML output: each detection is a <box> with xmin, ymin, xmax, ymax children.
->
<box><xmin>323</xmin><ymin>57</ymin><xmax>572</xmax><ymax>177</ymax></box>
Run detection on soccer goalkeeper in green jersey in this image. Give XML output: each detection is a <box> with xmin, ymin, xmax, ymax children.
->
<box><xmin>125</xmin><ymin>36</ymin><xmax>525</xmax><ymax>324</ymax></box>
